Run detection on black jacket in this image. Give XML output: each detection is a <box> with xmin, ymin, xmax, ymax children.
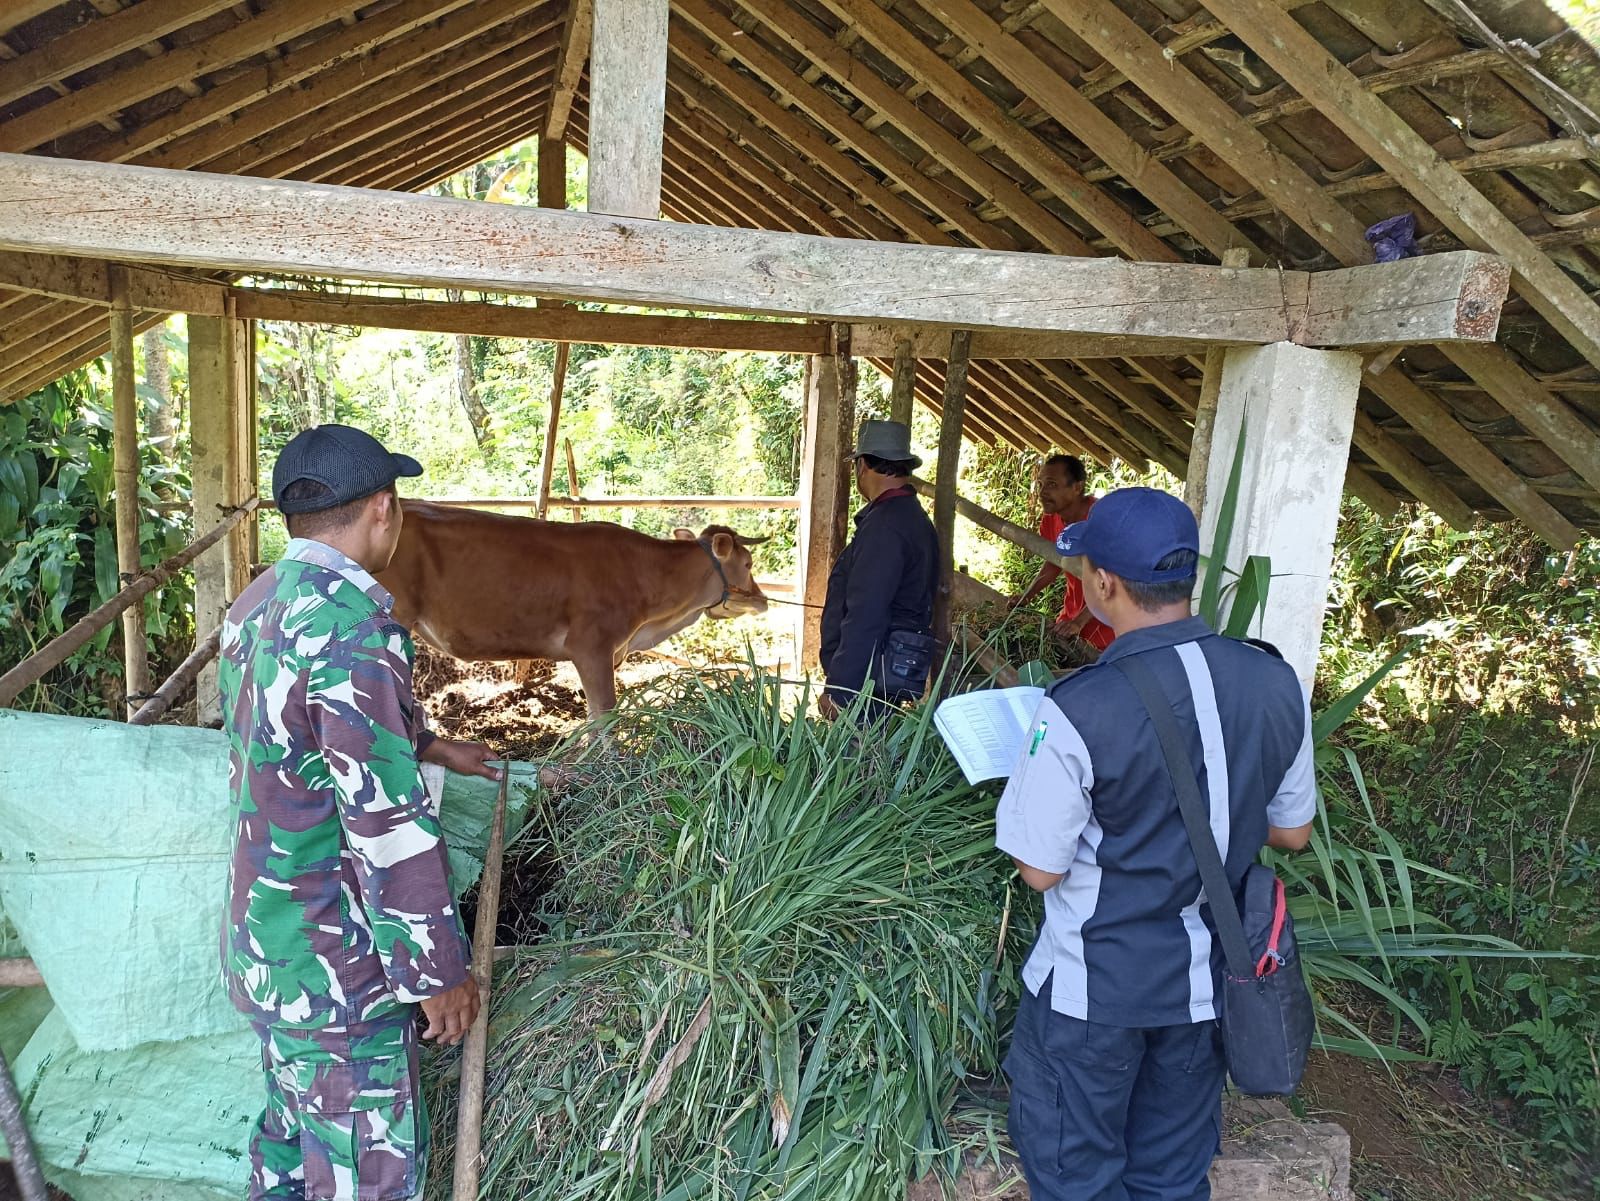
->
<box><xmin>820</xmin><ymin>488</ymin><xmax>939</xmax><ymax>701</ymax></box>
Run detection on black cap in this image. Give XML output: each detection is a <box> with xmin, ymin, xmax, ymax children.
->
<box><xmin>272</xmin><ymin>424</ymin><xmax>423</xmax><ymax>515</ymax></box>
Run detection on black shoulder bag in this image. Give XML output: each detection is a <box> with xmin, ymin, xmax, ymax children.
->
<box><xmin>1113</xmin><ymin>653</ymin><xmax>1315</xmax><ymax>1097</ymax></box>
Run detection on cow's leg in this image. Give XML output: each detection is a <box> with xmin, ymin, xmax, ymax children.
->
<box><xmin>570</xmin><ymin>647</ymin><xmax>619</xmax><ymax>717</ymax></box>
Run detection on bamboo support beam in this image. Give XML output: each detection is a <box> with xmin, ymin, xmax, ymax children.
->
<box><xmin>909</xmin><ymin>476</ymin><xmax>1067</xmax><ymax>568</ymax></box>
<box><xmin>128</xmin><ymin>625</ymin><xmax>223</xmax><ymax>726</ymax></box>
<box><xmin>0</xmin><ymin>500</ymin><xmax>258</xmax><ymax>709</ymax></box>
<box><xmin>565</xmin><ymin>438</ymin><xmax>580</xmax><ymax>523</ymax></box>
<box><xmin>109</xmin><ymin>271</ymin><xmax>148</xmax><ymax>719</ymax></box>
<box><xmin>932</xmin><ymin>330</ymin><xmax>972</xmax><ymax>646</ymax></box>
<box><xmin>537</xmin><ymin>344</ymin><xmax>570</xmax><ymax>522</ymax></box>
<box><xmin>889</xmin><ymin>337</ymin><xmax>916</xmax><ymax>426</ymax></box>
<box><xmin>451</xmin><ymin>767</ymin><xmax>509</xmax><ymax>1200</ymax></box>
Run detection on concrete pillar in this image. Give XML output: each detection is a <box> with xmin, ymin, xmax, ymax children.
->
<box><xmin>1198</xmin><ymin>342</ymin><xmax>1361</xmax><ymax>691</ymax></box>
<box><xmin>189</xmin><ymin>314</ymin><xmax>247</xmax><ymax>723</ymax></box>
<box><xmin>587</xmin><ymin>0</ymin><xmax>667</xmax><ymax>219</ymax></box>
<box><xmin>796</xmin><ymin>355</ymin><xmax>846</xmax><ymax>670</ymax></box>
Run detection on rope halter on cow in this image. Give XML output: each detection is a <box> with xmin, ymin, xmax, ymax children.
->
<box><xmin>696</xmin><ymin>535</ymin><xmax>764</xmax><ymax>616</ymax></box>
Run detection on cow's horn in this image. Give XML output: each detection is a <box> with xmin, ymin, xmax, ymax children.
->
<box><xmin>735</xmin><ymin>534</ymin><xmax>771</xmax><ymax>547</ymax></box>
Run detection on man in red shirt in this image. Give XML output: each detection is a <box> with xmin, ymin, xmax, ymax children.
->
<box><xmin>1008</xmin><ymin>454</ymin><xmax>1115</xmax><ymax>655</ymax></box>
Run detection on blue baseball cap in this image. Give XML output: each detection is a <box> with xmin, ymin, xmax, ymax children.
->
<box><xmin>1055</xmin><ymin>487</ymin><xmax>1199</xmax><ymax>584</ymax></box>
<box><xmin>273</xmin><ymin>424</ymin><xmax>422</xmax><ymax>515</ymax></box>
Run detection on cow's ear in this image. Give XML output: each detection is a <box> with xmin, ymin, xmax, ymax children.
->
<box><xmin>672</xmin><ymin>527</ymin><xmax>696</xmax><ymax>541</ymax></box>
<box><xmin>710</xmin><ymin>531</ymin><xmax>736</xmax><ymax>560</ymax></box>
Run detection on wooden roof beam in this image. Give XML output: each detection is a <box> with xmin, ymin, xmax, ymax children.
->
<box><xmin>587</xmin><ymin>0</ymin><xmax>667</xmax><ymax>217</ymax></box>
<box><xmin>0</xmin><ymin>0</ymin><xmax>356</xmax><ymax>152</ymax></box>
<box><xmin>0</xmin><ymin>0</ymin><xmax>239</xmax><ymax>109</ymax></box>
<box><xmin>916</xmin><ymin>0</ymin><xmax>1261</xmax><ymax>263</ymax></box>
<box><xmin>1201</xmin><ymin>0</ymin><xmax>1600</xmax><ymax>375</ymax></box>
<box><xmin>0</xmin><ymin>154</ymin><xmax>1516</xmax><ymax>343</ymax></box>
<box><xmin>1364</xmin><ymin>367</ymin><xmax>1582</xmax><ymax>548</ymax></box>
<box><xmin>1044</xmin><ymin>0</ymin><xmax>1600</xmax><ymax>534</ymax></box>
<box><xmin>0</xmin><ymin>3</ymin><xmax>59</xmax><ymax>41</ymax></box>
<box><xmin>666</xmin><ymin>29</ymin><xmax>955</xmax><ymax>246</ymax></box>
<box><xmin>819</xmin><ymin>0</ymin><xmax>1171</xmax><ymax>262</ymax></box>
<box><xmin>677</xmin><ymin>0</ymin><xmax>1034</xmax><ymax>251</ymax></box>
<box><xmin>544</xmin><ymin>0</ymin><xmax>592</xmax><ymax>142</ymax></box>
<box><xmin>72</xmin><ymin>0</ymin><xmax>484</xmax><ymax>165</ymax></box>
<box><xmin>193</xmin><ymin>9</ymin><xmax>561</xmax><ymax>178</ymax></box>
<box><xmin>666</xmin><ymin>66</ymin><xmax>902</xmax><ymax>242</ymax></box>
<box><xmin>720</xmin><ymin>0</ymin><xmax>1100</xmax><ymax>257</ymax></box>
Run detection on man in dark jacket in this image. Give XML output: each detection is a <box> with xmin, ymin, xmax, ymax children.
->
<box><xmin>817</xmin><ymin>420</ymin><xmax>939</xmax><ymax>720</ymax></box>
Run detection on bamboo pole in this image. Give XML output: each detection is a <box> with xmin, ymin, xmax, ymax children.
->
<box><xmin>1186</xmin><ymin>248</ymin><xmax>1251</xmax><ymax>517</ymax></box>
<box><xmin>451</xmin><ymin>767</ymin><xmax>510</xmax><ymax>1200</ymax></box>
<box><xmin>564</xmin><ymin>438</ymin><xmax>581</xmax><ymax>522</ymax></box>
<box><xmin>931</xmin><ymin>329</ymin><xmax>972</xmax><ymax>646</ymax></box>
<box><xmin>536</xmin><ymin>342</ymin><xmax>570</xmax><ymax>520</ymax></box>
<box><xmin>908</xmin><ymin>476</ymin><xmax>1065</xmax><ymax>567</ymax></box>
<box><xmin>128</xmin><ymin>624</ymin><xmax>222</xmax><ymax>726</ymax></box>
<box><xmin>0</xmin><ymin>500</ymin><xmax>257</xmax><ymax>709</ymax></box>
<box><xmin>888</xmin><ymin>335</ymin><xmax>915</xmax><ymax>426</ymax></box>
<box><xmin>830</xmin><ymin>324</ymin><xmax>856</xmax><ymax>554</ymax></box>
<box><xmin>108</xmin><ymin>268</ymin><xmax>148</xmax><ymax>719</ymax></box>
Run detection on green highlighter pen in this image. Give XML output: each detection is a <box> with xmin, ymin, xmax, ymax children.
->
<box><xmin>1029</xmin><ymin>720</ymin><xmax>1048</xmax><ymax>756</ymax></box>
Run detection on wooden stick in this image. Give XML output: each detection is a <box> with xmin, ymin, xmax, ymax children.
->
<box><xmin>956</xmin><ymin>626</ymin><xmax>1021</xmax><ymax>689</ymax></box>
<box><xmin>0</xmin><ymin>499</ymin><xmax>257</xmax><ymax>709</ymax></box>
<box><xmin>451</xmin><ymin>767</ymin><xmax>510</xmax><ymax>1200</ymax></box>
<box><xmin>536</xmin><ymin>343</ymin><xmax>570</xmax><ymax>520</ymax></box>
<box><xmin>889</xmin><ymin>336</ymin><xmax>915</xmax><ymax>426</ymax></box>
<box><xmin>564</xmin><ymin>438</ymin><xmax>581</xmax><ymax>523</ymax></box>
<box><xmin>907</xmin><ymin>476</ymin><xmax>1066</xmax><ymax>567</ymax></box>
<box><xmin>109</xmin><ymin>269</ymin><xmax>149</xmax><ymax>720</ymax></box>
<box><xmin>932</xmin><ymin>329</ymin><xmax>972</xmax><ymax>646</ymax></box>
<box><xmin>128</xmin><ymin>625</ymin><xmax>223</xmax><ymax>726</ymax></box>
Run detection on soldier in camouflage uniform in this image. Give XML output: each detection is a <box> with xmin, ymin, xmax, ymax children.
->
<box><xmin>221</xmin><ymin>425</ymin><xmax>501</xmax><ymax>1201</ymax></box>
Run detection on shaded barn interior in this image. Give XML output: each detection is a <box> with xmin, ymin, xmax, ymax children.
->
<box><xmin>2</xmin><ymin>0</ymin><xmax>1600</xmax><ymax>545</ymax></box>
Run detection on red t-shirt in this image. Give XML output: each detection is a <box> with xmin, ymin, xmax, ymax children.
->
<box><xmin>1039</xmin><ymin>508</ymin><xmax>1116</xmax><ymax>652</ymax></box>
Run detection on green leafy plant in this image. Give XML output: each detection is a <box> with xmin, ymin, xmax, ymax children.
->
<box><xmin>0</xmin><ymin>370</ymin><xmax>194</xmax><ymax>715</ymax></box>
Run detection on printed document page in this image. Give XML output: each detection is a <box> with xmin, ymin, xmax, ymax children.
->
<box><xmin>934</xmin><ymin>686</ymin><xmax>1046</xmax><ymax>785</ymax></box>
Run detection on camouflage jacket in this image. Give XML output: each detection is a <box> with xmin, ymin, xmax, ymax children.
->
<box><xmin>219</xmin><ymin>537</ymin><xmax>470</xmax><ymax>1030</ymax></box>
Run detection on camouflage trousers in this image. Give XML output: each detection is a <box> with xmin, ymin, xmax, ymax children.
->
<box><xmin>248</xmin><ymin>1016</ymin><xmax>427</xmax><ymax>1201</ymax></box>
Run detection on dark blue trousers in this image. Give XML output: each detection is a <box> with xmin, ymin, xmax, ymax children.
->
<box><xmin>1004</xmin><ymin>977</ymin><xmax>1225</xmax><ymax>1201</ymax></box>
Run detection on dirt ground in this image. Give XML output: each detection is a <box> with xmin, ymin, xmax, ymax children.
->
<box><xmin>1299</xmin><ymin>1052</ymin><xmax>1589</xmax><ymax>1200</ymax></box>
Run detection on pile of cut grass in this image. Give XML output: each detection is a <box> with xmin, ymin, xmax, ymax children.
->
<box><xmin>426</xmin><ymin>671</ymin><xmax>1020</xmax><ymax>1200</ymax></box>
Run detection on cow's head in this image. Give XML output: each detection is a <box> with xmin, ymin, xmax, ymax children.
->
<box><xmin>673</xmin><ymin>525</ymin><xmax>770</xmax><ymax>618</ymax></box>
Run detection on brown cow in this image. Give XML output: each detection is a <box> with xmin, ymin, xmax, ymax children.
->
<box><xmin>378</xmin><ymin>501</ymin><xmax>769</xmax><ymax>715</ymax></box>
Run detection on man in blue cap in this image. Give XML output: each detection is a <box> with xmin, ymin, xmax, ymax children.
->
<box><xmin>994</xmin><ymin>487</ymin><xmax>1317</xmax><ymax>1201</ymax></box>
<box><xmin>221</xmin><ymin>424</ymin><xmax>500</xmax><ymax>1199</ymax></box>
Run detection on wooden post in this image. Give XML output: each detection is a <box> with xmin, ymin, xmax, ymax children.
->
<box><xmin>564</xmin><ymin>437</ymin><xmax>581</xmax><ymax>523</ymax></box>
<box><xmin>228</xmin><ymin>313</ymin><xmax>255</xmax><ymax>596</ymax></box>
<box><xmin>108</xmin><ymin>267</ymin><xmax>148</xmax><ymax>719</ymax></box>
<box><xmin>796</xmin><ymin>355</ymin><xmax>846</xmax><ymax>670</ymax></box>
<box><xmin>451</xmin><ymin>768</ymin><xmax>510</xmax><ymax>1200</ymax></box>
<box><xmin>830</xmin><ymin>324</ymin><xmax>856</xmax><ymax>554</ymax></box>
<box><xmin>189</xmin><ymin>313</ymin><xmax>243</xmax><ymax>724</ymax></box>
<box><xmin>536</xmin><ymin>137</ymin><xmax>570</xmax><ymax>523</ymax></box>
<box><xmin>1198</xmin><ymin>342</ymin><xmax>1361</xmax><ymax>691</ymax></box>
<box><xmin>1187</xmin><ymin>247</ymin><xmax>1251</xmax><ymax>517</ymax></box>
<box><xmin>536</xmin><ymin>344</ymin><xmax>570</xmax><ymax>521</ymax></box>
<box><xmin>931</xmin><ymin>330</ymin><xmax>972</xmax><ymax>647</ymax></box>
<box><xmin>888</xmin><ymin>335</ymin><xmax>915</xmax><ymax>427</ymax></box>
<box><xmin>240</xmin><ymin>319</ymin><xmax>260</xmax><ymax>570</ymax></box>
<box><xmin>587</xmin><ymin>0</ymin><xmax>667</xmax><ymax>218</ymax></box>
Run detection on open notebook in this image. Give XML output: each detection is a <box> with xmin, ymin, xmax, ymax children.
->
<box><xmin>934</xmin><ymin>686</ymin><xmax>1046</xmax><ymax>786</ymax></box>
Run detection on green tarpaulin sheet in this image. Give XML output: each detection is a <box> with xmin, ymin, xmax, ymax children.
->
<box><xmin>0</xmin><ymin>708</ymin><xmax>537</xmax><ymax>1197</ymax></box>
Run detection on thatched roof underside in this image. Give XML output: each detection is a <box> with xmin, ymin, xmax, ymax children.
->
<box><xmin>4</xmin><ymin>0</ymin><xmax>1600</xmax><ymax>540</ymax></box>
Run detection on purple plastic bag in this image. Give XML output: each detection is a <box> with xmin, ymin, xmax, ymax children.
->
<box><xmin>1366</xmin><ymin>213</ymin><xmax>1420</xmax><ymax>263</ymax></box>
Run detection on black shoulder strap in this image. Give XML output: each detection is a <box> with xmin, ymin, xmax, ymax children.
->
<box><xmin>1112</xmin><ymin>652</ymin><xmax>1254</xmax><ymax>981</ymax></box>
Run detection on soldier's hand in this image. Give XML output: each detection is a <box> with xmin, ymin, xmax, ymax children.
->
<box><xmin>420</xmin><ymin>977</ymin><xmax>480</xmax><ymax>1046</ymax></box>
<box><xmin>423</xmin><ymin>738</ymin><xmax>504</xmax><ymax>781</ymax></box>
<box><xmin>816</xmin><ymin>693</ymin><xmax>840</xmax><ymax>722</ymax></box>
